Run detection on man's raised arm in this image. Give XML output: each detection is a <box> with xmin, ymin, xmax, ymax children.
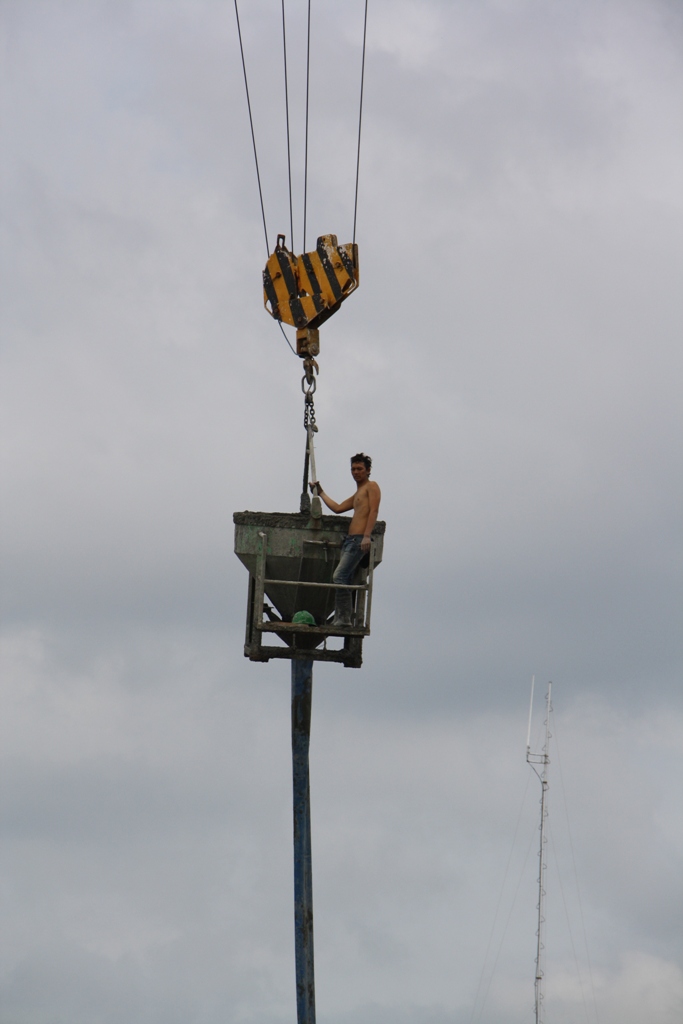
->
<box><xmin>310</xmin><ymin>483</ymin><xmax>355</xmax><ymax>515</ymax></box>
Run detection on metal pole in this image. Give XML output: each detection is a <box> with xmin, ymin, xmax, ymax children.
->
<box><xmin>291</xmin><ymin>659</ymin><xmax>316</xmax><ymax>1023</ymax></box>
<box><xmin>300</xmin><ymin>434</ymin><xmax>311</xmax><ymax>514</ymax></box>
<box><xmin>307</xmin><ymin>425</ymin><xmax>322</xmax><ymax>519</ymax></box>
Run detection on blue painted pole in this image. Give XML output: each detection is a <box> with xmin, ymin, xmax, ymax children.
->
<box><xmin>291</xmin><ymin>659</ymin><xmax>316</xmax><ymax>1023</ymax></box>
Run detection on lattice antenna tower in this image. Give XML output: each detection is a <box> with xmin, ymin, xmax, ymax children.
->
<box><xmin>526</xmin><ymin>679</ymin><xmax>552</xmax><ymax>1024</ymax></box>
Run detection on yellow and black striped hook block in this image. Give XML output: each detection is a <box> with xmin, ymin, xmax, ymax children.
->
<box><xmin>263</xmin><ymin>234</ymin><xmax>359</xmax><ymax>346</ymax></box>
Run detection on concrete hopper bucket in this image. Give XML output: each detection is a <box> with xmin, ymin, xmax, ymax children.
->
<box><xmin>234</xmin><ymin>511</ymin><xmax>385</xmax><ymax>666</ymax></box>
<box><xmin>234</xmin><ymin>512</ymin><xmax>384</xmax><ymax>624</ymax></box>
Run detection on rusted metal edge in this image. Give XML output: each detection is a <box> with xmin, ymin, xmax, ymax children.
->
<box><xmin>258</xmin><ymin>622</ymin><xmax>369</xmax><ymax>637</ymax></box>
<box><xmin>246</xmin><ymin>644</ymin><xmax>362</xmax><ymax>668</ymax></box>
<box><xmin>233</xmin><ymin>511</ymin><xmax>386</xmax><ymax>535</ymax></box>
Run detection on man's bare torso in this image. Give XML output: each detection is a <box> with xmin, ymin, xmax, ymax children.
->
<box><xmin>348</xmin><ymin>481</ymin><xmax>381</xmax><ymax>535</ymax></box>
<box><xmin>312</xmin><ymin>459</ymin><xmax>381</xmax><ymax>552</ymax></box>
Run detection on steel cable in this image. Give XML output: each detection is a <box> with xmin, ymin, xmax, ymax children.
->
<box><xmin>281</xmin><ymin>0</ymin><xmax>294</xmax><ymax>249</ymax></box>
<box><xmin>468</xmin><ymin>768</ymin><xmax>534</xmax><ymax>1024</ymax></box>
<box><xmin>551</xmin><ymin>712</ymin><xmax>602</xmax><ymax>1024</ymax></box>
<box><xmin>235</xmin><ymin>3</ymin><xmax>369</xmax><ymax>354</ymax></box>
<box><xmin>234</xmin><ymin>0</ymin><xmax>269</xmax><ymax>256</ymax></box>
<box><xmin>302</xmin><ymin>0</ymin><xmax>312</xmax><ymax>252</ymax></box>
<box><xmin>353</xmin><ymin>0</ymin><xmax>369</xmax><ymax>245</ymax></box>
<box><xmin>278</xmin><ymin>320</ymin><xmax>297</xmax><ymax>355</ymax></box>
<box><xmin>548</xmin><ymin>828</ymin><xmax>593</xmax><ymax>1024</ymax></box>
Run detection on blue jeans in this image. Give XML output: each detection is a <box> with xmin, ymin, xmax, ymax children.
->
<box><xmin>332</xmin><ymin>534</ymin><xmax>364</xmax><ymax>622</ymax></box>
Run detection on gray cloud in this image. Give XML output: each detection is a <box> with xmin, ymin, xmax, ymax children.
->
<box><xmin>1</xmin><ymin>0</ymin><xmax>681</xmax><ymax>1021</ymax></box>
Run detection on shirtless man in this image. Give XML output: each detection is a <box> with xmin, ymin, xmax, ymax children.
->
<box><xmin>310</xmin><ymin>453</ymin><xmax>381</xmax><ymax>627</ymax></box>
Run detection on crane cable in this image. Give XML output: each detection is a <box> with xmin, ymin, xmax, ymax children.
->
<box><xmin>281</xmin><ymin>0</ymin><xmax>294</xmax><ymax>250</ymax></box>
<box><xmin>353</xmin><ymin>0</ymin><xmax>369</xmax><ymax>245</ymax></box>
<box><xmin>279</xmin><ymin>1</ymin><xmax>297</xmax><ymax>356</ymax></box>
<box><xmin>302</xmin><ymin>0</ymin><xmax>312</xmax><ymax>252</ymax></box>
<box><xmin>233</xmin><ymin>0</ymin><xmax>269</xmax><ymax>257</ymax></box>
<box><xmin>233</xmin><ymin>0</ymin><xmax>370</xmax><ymax>348</ymax></box>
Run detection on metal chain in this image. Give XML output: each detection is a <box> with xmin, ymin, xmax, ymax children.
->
<box><xmin>303</xmin><ymin>391</ymin><xmax>316</xmax><ymax>431</ymax></box>
<box><xmin>300</xmin><ymin>358</ymin><xmax>318</xmax><ymax>513</ymax></box>
<box><xmin>301</xmin><ymin>356</ymin><xmax>318</xmax><ymax>430</ymax></box>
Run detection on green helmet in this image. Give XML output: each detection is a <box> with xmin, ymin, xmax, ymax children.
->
<box><xmin>292</xmin><ymin>610</ymin><xmax>316</xmax><ymax>626</ymax></box>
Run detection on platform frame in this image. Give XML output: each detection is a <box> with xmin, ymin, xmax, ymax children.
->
<box><xmin>243</xmin><ymin>528</ymin><xmax>377</xmax><ymax>669</ymax></box>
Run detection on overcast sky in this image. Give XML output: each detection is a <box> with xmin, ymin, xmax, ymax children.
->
<box><xmin>1</xmin><ymin>1</ymin><xmax>682</xmax><ymax>1022</ymax></box>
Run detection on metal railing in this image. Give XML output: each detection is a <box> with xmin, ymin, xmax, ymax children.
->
<box><xmin>254</xmin><ymin>530</ymin><xmax>376</xmax><ymax>635</ymax></box>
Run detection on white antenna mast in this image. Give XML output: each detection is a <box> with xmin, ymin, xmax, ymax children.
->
<box><xmin>526</xmin><ymin>674</ymin><xmax>536</xmax><ymax>756</ymax></box>
<box><xmin>526</xmin><ymin>681</ymin><xmax>552</xmax><ymax>1024</ymax></box>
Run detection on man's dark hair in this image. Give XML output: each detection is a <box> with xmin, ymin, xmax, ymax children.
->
<box><xmin>350</xmin><ymin>453</ymin><xmax>372</xmax><ymax>472</ymax></box>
